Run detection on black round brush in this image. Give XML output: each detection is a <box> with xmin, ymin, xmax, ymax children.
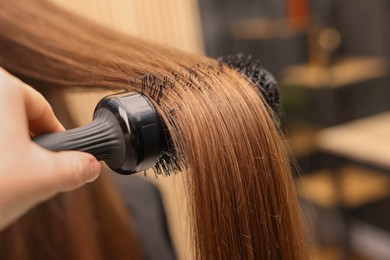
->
<box><xmin>33</xmin><ymin>92</ymin><xmax>164</xmax><ymax>175</ymax></box>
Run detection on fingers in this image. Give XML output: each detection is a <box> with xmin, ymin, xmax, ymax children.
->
<box><xmin>0</xmin><ymin>68</ymin><xmax>64</xmax><ymax>136</ymax></box>
<box><xmin>48</xmin><ymin>151</ymin><xmax>101</xmax><ymax>192</ymax></box>
<box><xmin>0</xmin><ymin>149</ymin><xmax>101</xmax><ymax>230</ymax></box>
<box><xmin>21</xmin><ymin>83</ymin><xmax>65</xmax><ymax>135</ymax></box>
<box><xmin>18</xmin><ymin>79</ymin><xmax>64</xmax><ymax>135</ymax></box>
<box><xmin>0</xmin><ymin>68</ymin><xmax>101</xmax><ymax>230</ymax></box>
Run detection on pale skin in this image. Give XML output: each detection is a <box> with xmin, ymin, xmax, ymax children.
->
<box><xmin>0</xmin><ymin>68</ymin><xmax>101</xmax><ymax>231</ymax></box>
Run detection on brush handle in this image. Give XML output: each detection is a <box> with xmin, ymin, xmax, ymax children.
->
<box><xmin>32</xmin><ymin>92</ymin><xmax>163</xmax><ymax>175</ymax></box>
<box><xmin>33</xmin><ymin>108</ymin><xmax>126</xmax><ymax>169</ymax></box>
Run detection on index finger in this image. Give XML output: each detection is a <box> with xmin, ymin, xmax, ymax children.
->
<box><xmin>0</xmin><ymin>68</ymin><xmax>64</xmax><ymax>136</ymax></box>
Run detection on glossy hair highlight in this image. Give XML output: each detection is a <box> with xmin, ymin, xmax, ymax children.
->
<box><xmin>0</xmin><ymin>0</ymin><xmax>308</xmax><ymax>259</ymax></box>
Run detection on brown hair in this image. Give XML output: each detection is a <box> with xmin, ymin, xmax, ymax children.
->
<box><xmin>0</xmin><ymin>0</ymin><xmax>308</xmax><ymax>259</ymax></box>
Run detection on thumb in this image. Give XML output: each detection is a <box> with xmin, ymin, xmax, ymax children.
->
<box><xmin>49</xmin><ymin>151</ymin><xmax>101</xmax><ymax>192</ymax></box>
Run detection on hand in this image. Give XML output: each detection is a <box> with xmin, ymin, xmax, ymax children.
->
<box><xmin>0</xmin><ymin>68</ymin><xmax>101</xmax><ymax>231</ymax></box>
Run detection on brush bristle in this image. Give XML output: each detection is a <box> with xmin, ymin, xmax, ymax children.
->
<box><xmin>138</xmin><ymin>54</ymin><xmax>280</xmax><ymax>176</ymax></box>
<box><xmin>218</xmin><ymin>54</ymin><xmax>281</xmax><ymax>118</ymax></box>
<box><xmin>134</xmin><ymin>74</ymin><xmax>182</xmax><ymax>176</ymax></box>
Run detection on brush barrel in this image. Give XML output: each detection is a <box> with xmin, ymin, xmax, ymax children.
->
<box><xmin>33</xmin><ymin>92</ymin><xmax>163</xmax><ymax>174</ymax></box>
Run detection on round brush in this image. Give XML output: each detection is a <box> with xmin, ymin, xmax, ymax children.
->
<box><xmin>33</xmin><ymin>92</ymin><xmax>164</xmax><ymax>175</ymax></box>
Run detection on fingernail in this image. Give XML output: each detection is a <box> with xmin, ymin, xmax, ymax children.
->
<box><xmin>87</xmin><ymin>159</ymin><xmax>101</xmax><ymax>183</ymax></box>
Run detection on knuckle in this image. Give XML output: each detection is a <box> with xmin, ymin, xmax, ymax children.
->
<box><xmin>0</xmin><ymin>78</ymin><xmax>21</xmax><ymax>98</ymax></box>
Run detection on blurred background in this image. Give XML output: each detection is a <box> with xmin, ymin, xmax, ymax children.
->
<box><xmin>52</xmin><ymin>0</ymin><xmax>390</xmax><ymax>259</ymax></box>
<box><xmin>196</xmin><ymin>0</ymin><xmax>390</xmax><ymax>259</ymax></box>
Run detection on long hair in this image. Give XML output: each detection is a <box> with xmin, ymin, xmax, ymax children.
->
<box><xmin>0</xmin><ymin>0</ymin><xmax>308</xmax><ymax>259</ymax></box>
